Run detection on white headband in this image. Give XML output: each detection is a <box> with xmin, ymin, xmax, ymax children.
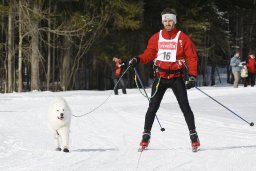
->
<box><xmin>162</xmin><ymin>14</ymin><xmax>177</xmax><ymax>24</ymax></box>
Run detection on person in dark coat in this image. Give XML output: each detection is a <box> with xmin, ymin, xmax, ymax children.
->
<box><xmin>111</xmin><ymin>57</ymin><xmax>127</xmax><ymax>95</ymax></box>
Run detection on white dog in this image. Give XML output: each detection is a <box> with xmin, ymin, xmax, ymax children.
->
<box><xmin>48</xmin><ymin>96</ymin><xmax>71</xmax><ymax>152</ymax></box>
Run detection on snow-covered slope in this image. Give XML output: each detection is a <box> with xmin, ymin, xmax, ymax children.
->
<box><xmin>1</xmin><ymin>86</ymin><xmax>256</xmax><ymax>171</ymax></box>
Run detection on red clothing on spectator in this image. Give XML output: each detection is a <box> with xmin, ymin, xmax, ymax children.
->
<box><xmin>246</xmin><ymin>56</ymin><xmax>256</xmax><ymax>74</ymax></box>
<box><xmin>115</xmin><ymin>60</ymin><xmax>121</xmax><ymax>76</ymax></box>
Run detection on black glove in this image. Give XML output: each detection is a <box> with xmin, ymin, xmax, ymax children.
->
<box><xmin>186</xmin><ymin>76</ymin><xmax>196</xmax><ymax>89</ymax></box>
<box><xmin>121</xmin><ymin>62</ymin><xmax>126</xmax><ymax>67</ymax></box>
<box><xmin>129</xmin><ymin>57</ymin><xmax>140</xmax><ymax>68</ymax></box>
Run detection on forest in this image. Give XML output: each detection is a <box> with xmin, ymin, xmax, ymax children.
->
<box><xmin>0</xmin><ymin>0</ymin><xmax>255</xmax><ymax>93</ymax></box>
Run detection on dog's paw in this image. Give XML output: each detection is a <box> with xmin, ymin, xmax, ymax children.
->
<box><xmin>55</xmin><ymin>147</ymin><xmax>61</xmax><ymax>151</ymax></box>
<box><xmin>63</xmin><ymin>148</ymin><xmax>69</xmax><ymax>153</ymax></box>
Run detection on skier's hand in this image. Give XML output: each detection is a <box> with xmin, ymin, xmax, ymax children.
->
<box><xmin>186</xmin><ymin>76</ymin><xmax>196</xmax><ymax>89</ymax></box>
<box><xmin>129</xmin><ymin>57</ymin><xmax>140</xmax><ymax>68</ymax></box>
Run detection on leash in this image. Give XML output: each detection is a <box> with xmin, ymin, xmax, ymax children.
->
<box><xmin>72</xmin><ymin>66</ymin><xmax>131</xmax><ymax>117</ymax></box>
<box><xmin>134</xmin><ymin>74</ymin><xmax>161</xmax><ymax>100</ymax></box>
<box><xmin>133</xmin><ymin>68</ymin><xmax>165</xmax><ymax>132</ymax></box>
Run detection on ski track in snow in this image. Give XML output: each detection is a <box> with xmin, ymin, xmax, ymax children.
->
<box><xmin>0</xmin><ymin>87</ymin><xmax>256</xmax><ymax>171</ymax></box>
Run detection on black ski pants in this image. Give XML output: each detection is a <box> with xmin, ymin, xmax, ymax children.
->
<box><xmin>113</xmin><ymin>77</ymin><xmax>127</xmax><ymax>94</ymax></box>
<box><xmin>144</xmin><ymin>77</ymin><xmax>196</xmax><ymax>131</ymax></box>
<box><xmin>244</xmin><ymin>72</ymin><xmax>255</xmax><ymax>87</ymax></box>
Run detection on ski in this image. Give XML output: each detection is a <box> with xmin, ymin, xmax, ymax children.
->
<box><xmin>192</xmin><ymin>146</ymin><xmax>200</xmax><ymax>152</ymax></box>
<box><xmin>138</xmin><ymin>146</ymin><xmax>147</xmax><ymax>152</ymax></box>
<box><xmin>138</xmin><ymin>145</ymin><xmax>200</xmax><ymax>152</ymax></box>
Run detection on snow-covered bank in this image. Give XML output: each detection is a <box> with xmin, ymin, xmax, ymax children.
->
<box><xmin>0</xmin><ymin>86</ymin><xmax>256</xmax><ymax>171</ymax></box>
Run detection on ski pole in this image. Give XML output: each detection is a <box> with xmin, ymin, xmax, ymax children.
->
<box><xmin>134</xmin><ymin>68</ymin><xmax>165</xmax><ymax>131</ymax></box>
<box><xmin>195</xmin><ymin>86</ymin><xmax>254</xmax><ymax>126</ymax></box>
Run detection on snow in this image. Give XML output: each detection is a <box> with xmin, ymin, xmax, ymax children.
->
<box><xmin>1</xmin><ymin>85</ymin><xmax>256</xmax><ymax>171</ymax></box>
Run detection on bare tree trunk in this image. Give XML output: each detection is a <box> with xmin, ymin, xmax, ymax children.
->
<box><xmin>46</xmin><ymin>32</ymin><xmax>51</xmax><ymax>90</ymax></box>
<box><xmin>7</xmin><ymin>7</ymin><xmax>14</xmax><ymax>93</ymax></box>
<box><xmin>200</xmin><ymin>55</ymin><xmax>208</xmax><ymax>86</ymax></box>
<box><xmin>137</xmin><ymin>0</ymin><xmax>147</xmax><ymax>86</ymax></box>
<box><xmin>51</xmin><ymin>4</ymin><xmax>57</xmax><ymax>91</ymax></box>
<box><xmin>52</xmin><ymin>34</ymin><xmax>56</xmax><ymax>90</ymax></box>
<box><xmin>248</xmin><ymin>9</ymin><xmax>255</xmax><ymax>52</ymax></box>
<box><xmin>46</xmin><ymin>0</ymin><xmax>51</xmax><ymax>90</ymax></box>
<box><xmin>30</xmin><ymin>4</ymin><xmax>40</xmax><ymax>91</ymax></box>
<box><xmin>60</xmin><ymin>37</ymin><xmax>71</xmax><ymax>91</ymax></box>
<box><xmin>1</xmin><ymin>1</ymin><xmax>5</xmax><ymax>92</ymax></box>
<box><xmin>18</xmin><ymin>0</ymin><xmax>23</xmax><ymax>92</ymax></box>
<box><xmin>210</xmin><ymin>65</ymin><xmax>216</xmax><ymax>86</ymax></box>
<box><xmin>240</xmin><ymin>13</ymin><xmax>244</xmax><ymax>60</ymax></box>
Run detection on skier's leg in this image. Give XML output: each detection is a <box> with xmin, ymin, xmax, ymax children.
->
<box><xmin>144</xmin><ymin>79</ymin><xmax>167</xmax><ymax>131</ymax></box>
<box><xmin>171</xmin><ymin>77</ymin><xmax>200</xmax><ymax>151</ymax></box>
<box><xmin>171</xmin><ymin>77</ymin><xmax>195</xmax><ymax>130</ymax></box>
<box><xmin>139</xmin><ymin>79</ymin><xmax>167</xmax><ymax>148</ymax></box>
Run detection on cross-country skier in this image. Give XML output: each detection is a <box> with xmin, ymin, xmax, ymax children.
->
<box><xmin>129</xmin><ymin>8</ymin><xmax>200</xmax><ymax>151</ymax></box>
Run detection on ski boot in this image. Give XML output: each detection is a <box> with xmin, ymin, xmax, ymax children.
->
<box><xmin>190</xmin><ymin>129</ymin><xmax>200</xmax><ymax>152</ymax></box>
<box><xmin>138</xmin><ymin>130</ymin><xmax>151</xmax><ymax>152</ymax></box>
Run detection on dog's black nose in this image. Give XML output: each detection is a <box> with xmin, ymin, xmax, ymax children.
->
<box><xmin>60</xmin><ymin>113</ymin><xmax>64</xmax><ymax>117</ymax></box>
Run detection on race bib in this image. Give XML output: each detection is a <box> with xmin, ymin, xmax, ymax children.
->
<box><xmin>156</xmin><ymin>30</ymin><xmax>181</xmax><ymax>62</ymax></box>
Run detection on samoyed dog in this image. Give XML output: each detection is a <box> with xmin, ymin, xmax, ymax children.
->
<box><xmin>48</xmin><ymin>96</ymin><xmax>71</xmax><ymax>152</ymax></box>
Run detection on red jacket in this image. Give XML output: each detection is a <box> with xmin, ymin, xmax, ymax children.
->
<box><xmin>138</xmin><ymin>26</ymin><xmax>198</xmax><ymax>79</ymax></box>
<box><xmin>246</xmin><ymin>56</ymin><xmax>256</xmax><ymax>74</ymax></box>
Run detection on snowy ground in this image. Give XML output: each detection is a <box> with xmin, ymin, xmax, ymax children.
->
<box><xmin>1</xmin><ymin>85</ymin><xmax>256</xmax><ymax>171</ymax></box>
